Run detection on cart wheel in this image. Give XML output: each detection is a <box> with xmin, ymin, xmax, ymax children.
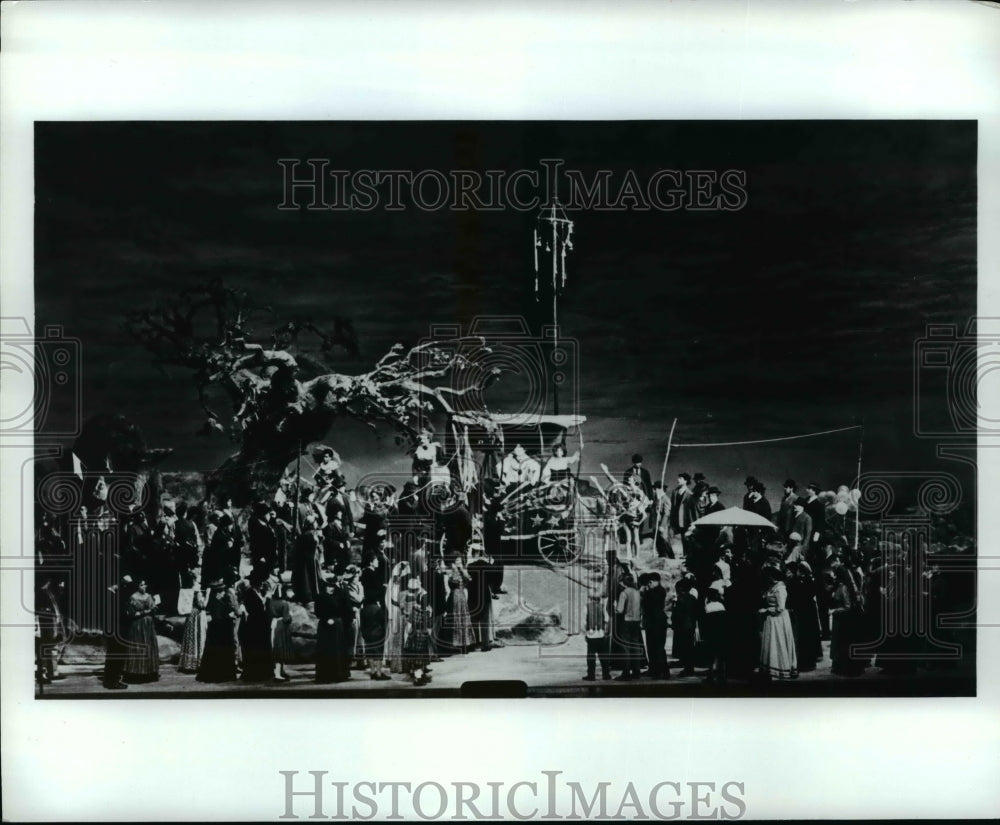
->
<box><xmin>538</xmin><ymin>532</ymin><xmax>582</xmax><ymax>567</ymax></box>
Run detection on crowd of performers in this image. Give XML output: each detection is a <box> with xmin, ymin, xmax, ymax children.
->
<box><xmin>594</xmin><ymin>459</ymin><xmax>964</xmax><ymax>684</ymax></box>
<box><xmin>34</xmin><ymin>438</ymin><xmax>967</xmax><ymax>690</ymax></box>
<box><xmin>34</xmin><ymin>436</ymin><xmax>521</xmax><ymax>690</ymax></box>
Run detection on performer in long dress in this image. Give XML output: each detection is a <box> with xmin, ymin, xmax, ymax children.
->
<box><xmin>268</xmin><ymin>583</ymin><xmax>294</xmax><ymax>681</ymax></box>
<box><xmin>197</xmin><ymin>580</ymin><xmax>239</xmax><ymax>683</ymax></box>
<box><xmin>445</xmin><ymin>559</ymin><xmax>475</xmax><ymax>654</ymax></box>
<box><xmin>758</xmin><ymin>565</ymin><xmax>798</xmax><ymax>680</ymax></box>
<box><xmin>401</xmin><ymin>577</ymin><xmax>432</xmax><ymax>685</ymax></box>
<box><xmin>385</xmin><ymin>561</ymin><xmax>410</xmax><ymax>673</ymax></box>
<box><xmin>122</xmin><ymin>580</ymin><xmax>160</xmax><ymax>683</ymax></box>
<box><xmin>178</xmin><ymin>586</ymin><xmax>208</xmax><ymax>673</ymax></box>
<box><xmin>541</xmin><ymin>443</ymin><xmax>579</xmax><ymax>484</ymax></box>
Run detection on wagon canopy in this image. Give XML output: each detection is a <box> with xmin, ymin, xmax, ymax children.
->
<box><xmin>450</xmin><ymin>412</ymin><xmax>586</xmax><ymax>430</ymax></box>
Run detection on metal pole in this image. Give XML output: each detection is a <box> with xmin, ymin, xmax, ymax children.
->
<box><xmin>551</xmin><ymin>204</ymin><xmax>560</xmax><ymax>416</ymax></box>
<box><xmin>293</xmin><ymin>441</ymin><xmax>302</xmax><ymax>539</ymax></box>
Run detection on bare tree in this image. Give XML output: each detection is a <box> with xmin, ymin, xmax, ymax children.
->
<box><xmin>124</xmin><ymin>279</ymin><xmax>498</xmax><ymax>502</ymax></box>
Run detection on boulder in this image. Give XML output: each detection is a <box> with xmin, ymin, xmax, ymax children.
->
<box><xmin>61</xmin><ymin>634</ymin><xmax>181</xmax><ymax>665</ymax></box>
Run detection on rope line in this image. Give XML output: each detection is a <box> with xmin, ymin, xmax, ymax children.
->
<box><xmin>674</xmin><ymin>424</ymin><xmax>862</xmax><ymax>448</ymax></box>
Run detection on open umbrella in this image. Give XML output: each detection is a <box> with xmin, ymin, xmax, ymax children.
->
<box><xmin>691</xmin><ymin>506</ymin><xmax>777</xmax><ymax>530</ymax></box>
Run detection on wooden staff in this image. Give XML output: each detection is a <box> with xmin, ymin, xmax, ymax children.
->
<box><xmin>652</xmin><ymin>418</ymin><xmax>678</xmax><ymax>542</ymax></box>
<box><xmin>853</xmin><ymin>422</ymin><xmax>864</xmax><ymax>551</ymax></box>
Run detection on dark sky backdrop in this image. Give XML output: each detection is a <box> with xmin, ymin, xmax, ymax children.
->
<box><xmin>34</xmin><ymin>121</ymin><xmax>976</xmax><ymax>504</ymax></box>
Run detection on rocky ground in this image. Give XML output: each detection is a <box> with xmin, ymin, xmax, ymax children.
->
<box><xmin>38</xmin><ymin>537</ymin><xmax>974</xmax><ymax>699</ymax></box>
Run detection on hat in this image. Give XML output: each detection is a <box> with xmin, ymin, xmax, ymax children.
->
<box><xmin>795</xmin><ymin>496</ymin><xmax>809</xmax><ymax>508</ymax></box>
<box><xmin>162</xmin><ymin>501</ymin><xmax>176</xmax><ymax>514</ymax></box>
<box><xmin>708</xmin><ymin>579</ymin><xmax>726</xmax><ymax>594</ymax></box>
<box><xmin>708</xmin><ymin>486</ymin><xmax>721</xmax><ymax>495</ymax></box>
<box><xmin>693</xmin><ymin>473</ymin><xmax>706</xmax><ymax>483</ymax></box>
<box><xmin>806</xmin><ymin>482</ymin><xmax>820</xmax><ymax>492</ymax></box>
<box><xmin>762</xmin><ymin>563</ymin><xmax>784</xmax><ymax>580</ymax></box>
<box><xmin>344</xmin><ymin>564</ymin><xmax>360</xmax><ymax>577</ymax></box>
<box><xmin>784</xmin><ymin>479</ymin><xmax>797</xmax><ymax>489</ymax></box>
<box><xmin>631</xmin><ymin>454</ymin><xmax>643</xmax><ymax>464</ymax></box>
<box><xmin>788</xmin><ymin>532</ymin><xmax>802</xmax><ymax>542</ymax></box>
<box><xmin>406</xmin><ymin>577</ymin><xmax>422</xmax><ymax>591</ymax></box>
<box><xmin>744</xmin><ymin>475</ymin><xmax>757</xmax><ymax>487</ymax></box>
<box><xmin>751</xmin><ymin>481</ymin><xmax>766</xmax><ymax>494</ymax></box>
<box><xmin>205</xmin><ymin>578</ymin><xmax>224</xmax><ymax>588</ymax></box>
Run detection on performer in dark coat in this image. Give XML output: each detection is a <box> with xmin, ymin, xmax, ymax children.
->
<box><xmin>360</xmin><ymin>555</ymin><xmax>389</xmax><ymax>680</ymax></box>
<box><xmin>248</xmin><ymin>503</ymin><xmax>278</xmax><ymax>584</ymax></box>
<box><xmin>803</xmin><ymin>484</ymin><xmax>827</xmax><ymax>555</ymax></box>
<box><xmin>777</xmin><ymin>480</ymin><xmax>799</xmax><ymax>538</ymax></box>
<box><xmin>102</xmin><ymin>576</ymin><xmax>133</xmax><ymax>689</ymax></box>
<box><xmin>441</xmin><ymin>499</ymin><xmax>473</xmax><ymax>564</ymax></box>
<box><xmin>640</xmin><ymin>573</ymin><xmax>670</xmax><ymax>679</ymax></box>
<box><xmin>239</xmin><ymin>580</ymin><xmax>273</xmax><ymax>682</ymax></box>
<box><xmin>689</xmin><ymin>487</ymin><xmax>726</xmax><ymax>590</ymax></box>
<box><xmin>465</xmin><ymin>548</ymin><xmax>494</xmax><ymax>652</ymax></box>
<box><xmin>790</xmin><ymin>499</ymin><xmax>814</xmax><ymax>557</ymax></box>
<box><xmin>670</xmin><ymin>576</ymin><xmax>699</xmax><ymax>677</ymax></box>
<box><xmin>724</xmin><ymin>560</ymin><xmax>761</xmax><ymax>681</ymax></box>
<box><xmin>362</xmin><ymin>490</ymin><xmax>391</xmax><ymax>560</ymax></box>
<box><xmin>173</xmin><ymin>501</ymin><xmax>201</xmax><ymax>590</ymax></box>
<box><xmin>197</xmin><ymin>580</ymin><xmax>239</xmax><ymax>683</ymax></box>
<box><xmin>324</xmin><ymin>473</ymin><xmax>355</xmax><ymax>534</ymax></box>
<box><xmin>741</xmin><ymin>482</ymin><xmax>774</xmax><ymax>563</ymax></box>
<box><xmin>292</xmin><ymin>516</ymin><xmax>324</xmax><ymax>604</ymax></box>
<box><xmin>314</xmin><ymin>577</ymin><xmax>351</xmax><ymax>683</ymax></box>
<box><xmin>202</xmin><ymin>513</ymin><xmax>239</xmax><ymax>586</ymax></box>
<box><xmin>482</xmin><ymin>498</ymin><xmax>507</xmax><ymax>595</ymax></box>
<box><xmin>36</xmin><ymin>577</ymin><xmax>68</xmax><ymax>683</ymax></box>
<box><xmin>786</xmin><ymin>561</ymin><xmax>823</xmax><ymax>672</ymax></box>
<box><xmin>668</xmin><ymin>473</ymin><xmax>697</xmax><ymax>559</ymax></box>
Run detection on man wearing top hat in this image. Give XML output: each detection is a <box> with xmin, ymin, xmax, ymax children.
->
<box><xmin>640</xmin><ymin>572</ymin><xmax>670</xmax><ymax>679</ymax></box>
<box><xmin>465</xmin><ymin>542</ymin><xmax>494</xmax><ymax>653</ymax></box>
<box><xmin>791</xmin><ymin>498</ymin><xmax>814</xmax><ymax>558</ymax></box>
<box><xmin>777</xmin><ymin>479</ymin><xmax>799</xmax><ymax>537</ymax></box>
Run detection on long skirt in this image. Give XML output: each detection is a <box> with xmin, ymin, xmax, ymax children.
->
<box><xmin>403</xmin><ymin>620</ymin><xmax>431</xmax><ymax>673</ymax></box>
<box><xmin>122</xmin><ymin>616</ymin><xmax>160</xmax><ymax>683</ymax></box>
<box><xmin>386</xmin><ymin>602</ymin><xmax>406</xmax><ymax>672</ymax></box>
<box><xmin>790</xmin><ymin>601</ymin><xmax>823</xmax><ymax>672</ymax></box>
<box><xmin>831</xmin><ymin>609</ymin><xmax>866</xmax><ymax>675</ymax></box>
<box><xmin>315</xmin><ymin>619</ymin><xmax>350</xmax><ymax>683</ymax></box>
<box><xmin>197</xmin><ymin>618</ymin><xmax>238</xmax><ymax>682</ymax></box>
<box><xmin>760</xmin><ymin>611</ymin><xmax>798</xmax><ymax>679</ymax></box>
<box><xmin>446</xmin><ymin>589</ymin><xmax>475</xmax><ymax>652</ymax></box>
<box><xmin>178</xmin><ymin>607</ymin><xmax>207</xmax><ymax>673</ymax></box>
<box><xmin>360</xmin><ymin>604</ymin><xmax>387</xmax><ymax>658</ymax></box>
<box><xmin>239</xmin><ymin>616</ymin><xmax>273</xmax><ymax>682</ymax></box>
<box><xmin>271</xmin><ymin>618</ymin><xmax>294</xmax><ymax>666</ymax></box>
